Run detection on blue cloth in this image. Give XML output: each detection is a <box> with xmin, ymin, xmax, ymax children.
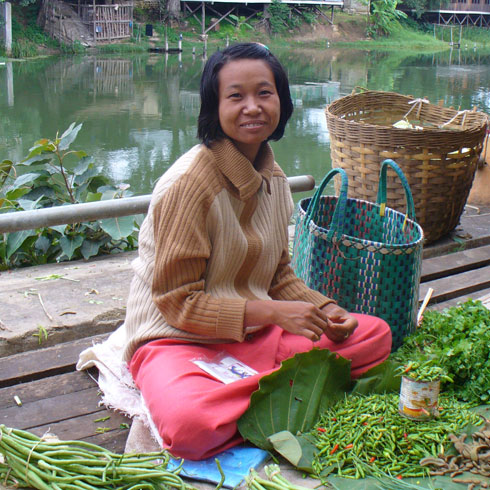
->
<box><xmin>168</xmin><ymin>445</ymin><xmax>269</xmax><ymax>488</ymax></box>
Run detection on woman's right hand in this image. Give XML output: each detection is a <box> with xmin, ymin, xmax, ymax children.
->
<box><xmin>244</xmin><ymin>300</ymin><xmax>330</xmax><ymax>342</ymax></box>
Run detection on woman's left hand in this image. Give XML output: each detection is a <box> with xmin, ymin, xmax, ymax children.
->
<box><xmin>321</xmin><ymin>303</ymin><xmax>358</xmax><ymax>343</ymax></box>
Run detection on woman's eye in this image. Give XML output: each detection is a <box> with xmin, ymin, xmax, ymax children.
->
<box><xmin>259</xmin><ymin>90</ymin><xmax>273</xmax><ymax>96</ymax></box>
<box><xmin>228</xmin><ymin>93</ymin><xmax>241</xmax><ymax>99</ymax></box>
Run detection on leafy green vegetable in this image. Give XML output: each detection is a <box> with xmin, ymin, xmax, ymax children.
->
<box><xmin>392</xmin><ymin>299</ymin><xmax>490</xmax><ymax>405</ymax></box>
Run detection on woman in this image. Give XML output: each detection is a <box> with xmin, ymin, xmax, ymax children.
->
<box><xmin>81</xmin><ymin>42</ymin><xmax>392</xmax><ymax>461</ymax></box>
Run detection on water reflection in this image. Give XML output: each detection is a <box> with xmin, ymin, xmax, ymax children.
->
<box><xmin>1</xmin><ymin>48</ymin><xmax>489</xmax><ymax>196</ymax></box>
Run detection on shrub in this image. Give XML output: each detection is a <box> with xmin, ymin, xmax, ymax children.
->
<box><xmin>0</xmin><ymin>124</ymin><xmax>143</xmax><ymax>270</ymax></box>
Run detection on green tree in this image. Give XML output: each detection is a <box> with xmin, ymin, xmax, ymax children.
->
<box><xmin>368</xmin><ymin>0</ymin><xmax>407</xmax><ymax>37</ymax></box>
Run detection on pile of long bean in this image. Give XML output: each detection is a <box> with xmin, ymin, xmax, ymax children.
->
<box><xmin>311</xmin><ymin>393</ymin><xmax>483</xmax><ymax>479</ymax></box>
<box><xmin>246</xmin><ymin>464</ymin><xmax>314</xmax><ymax>490</ymax></box>
<box><xmin>0</xmin><ymin>424</ymin><xmax>197</xmax><ymax>490</ymax></box>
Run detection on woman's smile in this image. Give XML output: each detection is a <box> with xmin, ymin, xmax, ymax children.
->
<box><xmin>218</xmin><ymin>59</ymin><xmax>281</xmax><ymax>163</ymax></box>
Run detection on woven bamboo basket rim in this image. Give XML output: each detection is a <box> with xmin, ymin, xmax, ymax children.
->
<box><xmin>325</xmin><ymin>90</ymin><xmax>489</xmax><ymax>148</ymax></box>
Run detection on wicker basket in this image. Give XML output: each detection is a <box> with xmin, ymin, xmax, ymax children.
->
<box><xmin>325</xmin><ymin>90</ymin><xmax>489</xmax><ymax>243</ymax></box>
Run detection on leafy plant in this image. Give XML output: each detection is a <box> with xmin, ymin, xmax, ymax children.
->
<box><xmin>367</xmin><ymin>0</ymin><xmax>408</xmax><ymax>37</ymax></box>
<box><xmin>267</xmin><ymin>0</ymin><xmax>292</xmax><ymax>34</ymax></box>
<box><xmin>392</xmin><ymin>299</ymin><xmax>490</xmax><ymax>405</ymax></box>
<box><xmin>229</xmin><ymin>14</ymin><xmax>253</xmax><ymax>34</ymax></box>
<box><xmin>0</xmin><ymin>123</ymin><xmax>142</xmax><ymax>270</ymax></box>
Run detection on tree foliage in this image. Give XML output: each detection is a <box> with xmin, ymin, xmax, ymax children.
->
<box><xmin>368</xmin><ymin>0</ymin><xmax>408</xmax><ymax>37</ymax></box>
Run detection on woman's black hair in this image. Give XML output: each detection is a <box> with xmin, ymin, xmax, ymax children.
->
<box><xmin>197</xmin><ymin>42</ymin><xmax>293</xmax><ymax>146</ymax></box>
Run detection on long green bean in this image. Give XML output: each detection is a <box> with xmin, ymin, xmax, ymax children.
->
<box><xmin>0</xmin><ymin>424</ymin><xmax>197</xmax><ymax>490</ymax></box>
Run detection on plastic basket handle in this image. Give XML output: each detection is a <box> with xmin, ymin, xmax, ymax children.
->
<box><xmin>376</xmin><ymin>159</ymin><xmax>416</xmax><ymax>222</ymax></box>
<box><xmin>304</xmin><ymin>167</ymin><xmax>348</xmax><ymax>241</ymax></box>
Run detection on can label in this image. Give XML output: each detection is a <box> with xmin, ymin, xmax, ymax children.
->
<box><xmin>399</xmin><ymin>376</ymin><xmax>440</xmax><ymax>420</ymax></box>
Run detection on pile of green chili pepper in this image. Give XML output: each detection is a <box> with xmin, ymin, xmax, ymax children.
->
<box><xmin>395</xmin><ymin>358</ymin><xmax>452</xmax><ymax>383</ymax></box>
<box><xmin>0</xmin><ymin>424</ymin><xmax>197</xmax><ymax>490</ymax></box>
<box><xmin>310</xmin><ymin>393</ymin><xmax>483</xmax><ymax>479</ymax></box>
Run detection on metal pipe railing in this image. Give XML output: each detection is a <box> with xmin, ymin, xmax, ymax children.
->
<box><xmin>0</xmin><ymin>175</ymin><xmax>315</xmax><ymax>233</ymax></box>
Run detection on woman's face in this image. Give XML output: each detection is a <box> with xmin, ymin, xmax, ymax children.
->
<box><xmin>217</xmin><ymin>58</ymin><xmax>281</xmax><ymax>163</ymax></box>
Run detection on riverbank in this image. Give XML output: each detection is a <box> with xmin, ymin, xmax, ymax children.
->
<box><xmin>5</xmin><ymin>1</ymin><xmax>490</xmax><ymax>61</ymax></box>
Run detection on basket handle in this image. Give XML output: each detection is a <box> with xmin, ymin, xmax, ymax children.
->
<box><xmin>304</xmin><ymin>167</ymin><xmax>348</xmax><ymax>241</ymax></box>
<box><xmin>376</xmin><ymin>159</ymin><xmax>416</xmax><ymax>223</ymax></box>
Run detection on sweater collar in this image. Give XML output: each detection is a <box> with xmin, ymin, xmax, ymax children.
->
<box><xmin>209</xmin><ymin>139</ymin><xmax>274</xmax><ymax>201</ymax></box>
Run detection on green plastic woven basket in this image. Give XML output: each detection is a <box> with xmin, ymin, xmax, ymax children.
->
<box><xmin>292</xmin><ymin>159</ymin><xmax>424</xmax><ymax>351</ymax></box>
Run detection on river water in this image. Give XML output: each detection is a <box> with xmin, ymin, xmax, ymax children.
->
<box><xmin>1</xmin><ymin>46</ymin><xmax>489</xmax><ymax>197</ymax></box>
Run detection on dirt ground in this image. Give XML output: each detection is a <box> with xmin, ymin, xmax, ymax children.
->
<box><xmin>289</xmin><ymin>15</ymin><xmax>369</xmax><ymax>43</ymax></box>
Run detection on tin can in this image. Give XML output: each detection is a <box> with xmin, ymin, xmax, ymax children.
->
<box><xmin>399</xmin><ymin>376</ymin><xmax>440</xmax><ymax>420</ymax></box>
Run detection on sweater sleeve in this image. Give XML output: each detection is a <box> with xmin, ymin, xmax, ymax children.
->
<box><xmin>268</xmin><ymin>246</ymin><xmax>335</xmax><ymax>308</ymax></box>
<box><xmin>151</xmin><ymin>177</ymin><xmax>247</xmax><ymax>342</ymax></box>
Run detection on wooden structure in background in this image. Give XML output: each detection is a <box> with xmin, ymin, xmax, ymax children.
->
<box><xmin>75</xmin><ymin>2</ymin><xmax>134</xmax><ymax>42</ymax></box>
<box><xmin>38</xmin><ymin>0</ymin><xmax>133</xmax><ymax>45</ymax></box>
<box><xmin>181</xmin><ymin>0</ymin><xmax>344</xmax><ymax>37</ymax></box>
<box><xmin>423</xmin><ymin>0</ymin><xmax>490</xmax><ymax>27</ymax></box>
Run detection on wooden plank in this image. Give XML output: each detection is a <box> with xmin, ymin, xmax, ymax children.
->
<box><xmin>420</xmin><ymin>264</ymin><xmax>490</xmax><ymax>305</ymax></box>
<box><xmin>421</xmin><ymin>244</ymin><xmax>490</xmax><ymax>282</ymax></box>
<box><xmin>427</xmin><ymin>286</ymin><xmax>490</xmax><ymax>311</ymax></box>
<box><xmin>0</xmin><ymin>370</ymin><xmax>96</xmax><ymax>409</ymax></box>
<box><xmin>0</xmin><ymin>333</ymin><xmax>108</xmax><ymax>388</ymax></box>
<box><xmin>83</xmin><ymin>428</ymin><xmax>130</xmax><ymax>454</ymax></box>
<box><xmin>30</xmin><ymin>410</ymin><xmax>130</xmax><ymax>444</ymax></box>
<box><xmin>1</xmin><ymin>386</ymin><xmax>103</xmax><ymax>430</ymax></box>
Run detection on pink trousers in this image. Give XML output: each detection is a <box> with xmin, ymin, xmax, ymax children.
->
<box><xmin>129</xmin><ymin>313</ymin><xmax>391</xmax><ymax>460</ymax></box>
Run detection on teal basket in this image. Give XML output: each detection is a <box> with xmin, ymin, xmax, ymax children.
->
<box><xmin>291</xmin><ymin>159</ymin><xmax>424</xmax><ymax>351</ymax></box>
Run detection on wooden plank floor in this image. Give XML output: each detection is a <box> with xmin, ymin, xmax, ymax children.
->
<box><xmin>1</xmin><ymin>244</ymin><xmax>489</xmax><ymax>457</ymax></box>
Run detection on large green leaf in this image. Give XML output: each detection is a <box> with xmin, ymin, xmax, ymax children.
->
<box><xmin>268</xmin><ymin>431</ymin><xmax>317</xmax><ymax>472</ymax></box>
<box><xmin>74</xmin><ymin>165</ymin><xmax>99</xmax><ymax>187</ymax></box>
<box><xmin>17</xmin><ymin>197</ymin><xmax>42</xmax><ymax>211</ymax></box>
<box><xmin>35</xmin><ymin>235</ymin><xmax>51</xmax><ymax>254</ymax></box>
<box><xmin>73</xmin><ymin>156</ymin><xmax>94</xmax><ymax>176</ymax></box>
<box><xmin>99</xmin><ymin>216</ymin><xmax>135</xmax><ymax>240</ymax></box>
<box><xmin>6</xmin><ymin>230</ymin><xmax>37</xmax><ymax>259</ymax></box>
<box><xmin>81</xmin><ymin>239</ymin><xmax>102</xmax><ymax>260</ymax></box>
<box><xmin>5</xmin><ymin>187</ymin><xmax>30</xmax><ymax>201</ymax></box>
<box><xmin>12</xmin><ymin>173</ymin><xmax>41</xmax><ymax>190</ymax></box>
<box><xmin>0</xmin><ymin>160</ymin><xmax>13</xmax><ymax>185</ymax></box>
<box><xmin>18</xmin><ymin>155</ymin><xmax>52</xmax><ymax>166</ymax></box>
<box><xmin>237</xmin><ymin>349</ymin><xmax>351</xmax><ymax>451</ymax></box>
<box><xmin>85</xmin><ymin>192</ymin><xmax>102</xmax><ymax>203</ymax></box>
<box><xmin>351</xmin><ymin>359</ymin><xmax>402</xmax><ymax>395</ymax></box>
<box><xmin>58</xmin><ymin>123</ymin><xmax>82</xmax><ymax>151</ymax></box>
<box><xmin>59</xmin><ymin>235</ymin><xmax>84</xmax><ymax>260</ymax></box>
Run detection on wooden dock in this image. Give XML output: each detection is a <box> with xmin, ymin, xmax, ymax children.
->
<box><xmin>1</xmin><ymin>243</ymin><xmax>489</xmax><ymax>463</ymax></box>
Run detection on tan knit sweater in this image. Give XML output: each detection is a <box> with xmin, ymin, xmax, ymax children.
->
<box><xmin>122</xmin><ymin>138</ymin><xmax>333</xmax><ymax>362</ymax></box>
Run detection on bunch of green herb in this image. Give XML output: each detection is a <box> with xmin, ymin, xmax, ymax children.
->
<box><xmin>392</xmin><ymin>299</ymin><xmax>490</xmax><ymax>405</ymax></box>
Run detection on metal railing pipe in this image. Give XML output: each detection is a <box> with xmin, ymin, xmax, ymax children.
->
<box><xmin>0</xmin><ymin>175</ymin><xmax>315</xmax><ymax>233</ymax></box>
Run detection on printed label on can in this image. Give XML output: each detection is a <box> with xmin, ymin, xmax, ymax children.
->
<box><xmin>399</xmin><ymin>376</ymin><xmax>440</xmax><ymax>420</ymax></box>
